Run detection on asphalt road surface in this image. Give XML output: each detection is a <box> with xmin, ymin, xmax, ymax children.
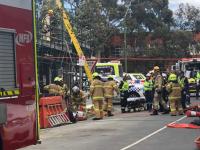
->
<box><xmin>21</xmin><ymin>98</ymin><xmax>200</xmax><ymax>150</ymax></box>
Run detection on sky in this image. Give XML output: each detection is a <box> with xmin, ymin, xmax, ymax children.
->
<box><xmin>169</xmin><ymin>0</ymin><xmax>200</xmax><ymax>11</ymax></box>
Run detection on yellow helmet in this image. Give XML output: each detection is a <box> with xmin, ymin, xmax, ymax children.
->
<box><xmin>154</xmin><ymin>66</ymin><xmax>160</xmax><ymax>70</ymax></box>
<box><xmin>48</xmin><ymin>9</ymin><xmax>54</xmax><ymax>16</ymax></box>
<box><xmin>54</xmin><ymin>77</ymin><xmax>62</xmax><ymax>82</ymax></box>
<box><xmin>92</xmin><ymin>72</ymin><xmax>99</xmax><ymax>78</ymax></box>
<box><xmin>108</xmin><ymin>75</ymin><xmax>113</xmax><ymax>80</ymax></box>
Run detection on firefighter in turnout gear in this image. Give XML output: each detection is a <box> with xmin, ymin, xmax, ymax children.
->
<box><xmin>144</xmin><ymin>73</ymin><xmax>153</xmax><ymax>112</ymax></box>
<box><xmin>151</xmin><ymin>66</ymin><xmax>168</xmax><ymax>115</ymax></box>
<box><xmin>120</xmin><ymin>75</ymin><xmax>129</xmax><ymax>113</ymax></box>
<box><xmin>43</xmin><ymin>77</ymin><xmax>64</xmax><ymax>96</ymax></box>
<box><xmin>71</xmin><ymin>86</ymin><xmax>87</xmax><ymax>112</ymax></box>
<box><xmin>103</xmin><ymin>75</ymin><xmax>119</xmax><ymax>116</ymax></box>
<box><xmin>166</xmin><ymin>73</ymin><xmax>184</xmax><ymax>116</ymax></box>
<box><xmin>90</xmin><ymin>72</ymin><xmax>104</xmax><ymax>120</ymax></box>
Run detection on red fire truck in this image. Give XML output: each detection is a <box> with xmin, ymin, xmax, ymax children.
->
<box><xmin>0</xmin><ymin>0</ymin><xmax>39</xmax><ymax>149</ymax></box>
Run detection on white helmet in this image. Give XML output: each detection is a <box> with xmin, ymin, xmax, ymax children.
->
<box><xmin>146</xmin><ymin>73</ymin><xmax>151</xmax><ymax>77</ymax></box>
<box><xmin>72</xmin><ymin>86</ymin><xmax>80</xmax><ymax>93</ymax></box>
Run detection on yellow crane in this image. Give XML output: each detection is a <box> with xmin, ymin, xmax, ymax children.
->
<box><xmin>56</xmin><ymin>0</ymin><xmax>92</xmax><ymax>81</ymax></box>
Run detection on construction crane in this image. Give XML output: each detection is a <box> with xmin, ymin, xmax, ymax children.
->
<box><xmin>56</xmin><ymin>0</ymin><xmax>92</xmax><ymax>81</ymax></box>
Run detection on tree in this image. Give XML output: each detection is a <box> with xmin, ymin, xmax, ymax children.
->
<box><xmin>121</xmin><ymin>0</ymin><xmax>173</xmax><ymax>50</ymax></box>
<box><xmin>74</xmin><ymin>0</ymin><xmax>123</xmax><ymax>57</ymax></box>
<box><xmin>175</xmin><ymin>3</ymin><xmax>200</xmax><ymax>32</ymax></box>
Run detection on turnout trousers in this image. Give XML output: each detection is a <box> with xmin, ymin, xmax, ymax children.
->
<box><xmin>93</xmin><ymin>99</ymin><xmax>104</xmax><ymax>119</ymax></box>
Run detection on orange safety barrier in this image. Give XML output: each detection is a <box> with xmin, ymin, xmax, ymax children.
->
<box><xmin>39</xmin><ymin>96</ymin><xmax>71</xmax><ymax>128</ymax></box>
<box><xmin>195</xmin><ymin>136</ymin><xmax>200</xmax><ymax>150</ymax></box>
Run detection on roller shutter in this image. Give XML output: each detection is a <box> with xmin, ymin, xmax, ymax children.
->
<box><xmin>0</xmin><ymin>31</ymin><xmax>16</xmax><ymax>90</ymax></box>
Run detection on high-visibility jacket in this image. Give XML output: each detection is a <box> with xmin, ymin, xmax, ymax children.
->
<box><xmin>120</xmin><ymin>81</ymin><xmax>129</xmax><ymax>92</ymax></box>
<box><xmin>166</xmin><ymin>82</ymin><xmax>182</xmax><ymax>99</ymax></box>
<box><xmin>90</xmin><ymin>79</ymin><xmax>104</xmax><ymax>100</ymax></box>
<box><xmin>144</xmin><ymin>80</ymin><xmax>153</xmax><ymax>91</ymax></box>
<box><xmin>104</xmin><ymin>80</ymin><xmax>119</xmax><ymax>98</ymax></box>
<box><xmin>196</xmin><ymin>72</ymin><xmax>200</xmax><ymax>79</ymax></box>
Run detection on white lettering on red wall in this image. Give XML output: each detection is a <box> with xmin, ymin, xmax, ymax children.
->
<box><xmin>16</xmin><ymin>31</ymin><xmax>33</xmax><ymax>46</ymax></box>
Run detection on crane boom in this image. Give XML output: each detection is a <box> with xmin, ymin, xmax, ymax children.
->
<box><xmin>56</xmin><ymin>0</ymin><xmax>92</xmax><ymax>81</ymax></box>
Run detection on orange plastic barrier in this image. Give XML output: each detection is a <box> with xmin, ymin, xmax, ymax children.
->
<box><xmin>39</xmin><ymin>96</ymin><xmax>70</xmax><ymax>128</ymax></box>
<box><xmin>195</xmin><ymin>136</ymin><xmax>200</xmax><ymax>150</ymax></box>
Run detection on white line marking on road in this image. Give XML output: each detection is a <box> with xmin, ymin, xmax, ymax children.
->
<box><xmin>120</xmin><ymin>116</ymin><xmax>186</xmax><ymax>150</ymax></box>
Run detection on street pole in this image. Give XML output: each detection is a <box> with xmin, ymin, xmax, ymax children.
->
<box><xmin>124</xmin><ymin>25</ymin><xmax>127</xmax><ymax>73</ymax></box>
<box><xmin>124</xmin><ymin>0</ymin><xmax>133</xmax><ymax>73</ymax></box>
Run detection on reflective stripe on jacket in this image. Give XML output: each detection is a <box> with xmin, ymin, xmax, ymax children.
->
<box><xmin>104</xmin><ymin>80</ymin><xmax>119</xmax><ymax>98</ymax></box>
<box><xmin>121</xmin><ymin>81</ymin><xmax>129</xmax><ymax>92</ymax></box>
<box><xmin>90</xmin><ymin>79</ymin><xmax>104</xmax><ymax>100</ymax></box>
<box><xmin>166</xmin><ymin>82</ymin><xmax>182</xmax><ymax>99</ymax></box>
<box><xmin>144</xmin><ymin>80</ymin><xmax>153</xmax><ymax>91</ymax></box>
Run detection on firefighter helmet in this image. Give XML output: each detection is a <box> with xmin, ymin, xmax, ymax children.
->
<box><xmin>146</xmin><ymin>73</ymin><xmax>151</xmax><ymax>77</ymax></box>
<box><xmin>54</xmin><ymin>77</ymin><xmax>62</xmax><ymax>82</ymax></box>
<box><xmin>48</xmin><ymin>9</ymin><xmax>54</xmax><ymax>16</ymax></box>
<box><xmin>92</xmin><ymin>72</ymin><xmax>99</xmax><ymax>78</ymax></box>
<box><xmin>153</xmin><ymin>66</ymin><xmax>160</xmax><ymax>70</ymax></box>
<box><xmin>72</xmin><ymin>86</ymin><xmax>80</xmax><ymax>93</ymax></box>
<box><xmin>108</xmin><ymin>75</ymin><xmax>113</xmax><ymax>80</ymax></box>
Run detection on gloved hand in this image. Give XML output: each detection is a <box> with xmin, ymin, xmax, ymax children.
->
<box><xmin>156</xmin><ymin>89</ymin><xmax>161</xmax><ymax>94</ymax></box>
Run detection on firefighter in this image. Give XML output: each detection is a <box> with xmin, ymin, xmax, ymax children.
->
<box><xmin>151</xmin><ymin>66</ymin><xmax>168</xmax><ymax>115</ymax></box>
<box><xmin>103</xmin><ymin>75</ymin><xmax>119</xmax><ymax>116</ymax></box>
<box><xmin>144</xmin><ymin>73</ymin><xmax>153</xmax><ymax>112</ymax></box>
<box><xmin>90</xmin><ymin>72</ymin><xmax>104</xmax><ymax>120</ymax></box>
<box><xmin>119</xmin><ymin>75</ymin><xmax>129</xmax><ymax>113</ymax></box>
<box><xmin>71</xmin><ymin>86</ymin><xmax>87</xmax><ymax>112</ymax></box>
<box><xmin>43</xmin><ymin>76</ymin><xmax>64</xmax><ymax>96</ymax></box>
<box><xmin>166</xmin><ymin>73</ymin><xmax>183</xmax><ymax>116</ymax></box>
<box><xmin>60</xmin><ymin>78</ymin><xmax>69</xmax><ymax>97</ymax></box>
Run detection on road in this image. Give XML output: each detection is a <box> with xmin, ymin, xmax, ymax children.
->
<box><xmin>21</xmin><ymin>98</ymin><xmax>200</xmax><ymax>150</ymax></box>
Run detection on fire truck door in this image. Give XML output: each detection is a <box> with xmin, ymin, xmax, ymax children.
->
<box><xmin>20</xmin><ymin>63</ymin><xmax>35</xmax><ymax>96</ymax></box>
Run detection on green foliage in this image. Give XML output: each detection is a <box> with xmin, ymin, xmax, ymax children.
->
<box><xmin>175</xmin><ymin>3</ymin><xmax>200</xmax><ymax>32</ymax></box>
<box><xmin>74</xmin><ymin>0</ymin><xmax>122</xmax><ymax>55</ymax></box>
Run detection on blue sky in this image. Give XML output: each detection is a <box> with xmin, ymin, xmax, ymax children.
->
<box><xmin>169</xmin><ymin>0</ymin><xmax>200</xmax><ymax>11</ymax></box>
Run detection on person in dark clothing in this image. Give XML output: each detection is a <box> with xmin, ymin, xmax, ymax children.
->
<box><xmin>119</xmin><ymin>75</ymin><xmax>129</xmax><ymax>113</ymax></box>
<box><xmin>179</xmin><ymin>72</ymin><xmax>190</xmax><ymax>109</ymax></box>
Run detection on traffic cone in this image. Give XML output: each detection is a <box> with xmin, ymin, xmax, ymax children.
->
<box><xmin>186</xmin><ymin>110</ymin><xmax>200</xmax><ymax>117</ymax></box>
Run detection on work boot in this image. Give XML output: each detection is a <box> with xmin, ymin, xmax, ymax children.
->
<box><xmin>92</xmin><ymin>117</ymin><xmax>102</xmax><ymax>120</ymax></box>
<box><xmin>121</xmin><ymin>109</ymin><xmax>126</xmax><ymax>113</ymax></box>
<box><xmin>178</xmin><ymin>111</ymin><xmax>184</xmax><ymax>115</ymax></box>
<box><xmin>107</xmin><ymin>111</ymin><xmax>114</xmax><ymax>117</ymax></box>
<box><xmin>162</xmin><ymin>109</ymin><xmax>169</xmax><ymax>114</ymax></box>
<box><xmin>170</xmin><ymin>111</ymin><xmax>177</xmax><ymax>116</ymax></box>
<box><xmin>150</xmin><ymin>110</ymin><xmax>158</xmax><ymax>115</ymax></box>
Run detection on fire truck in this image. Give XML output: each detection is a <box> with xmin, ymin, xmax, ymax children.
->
<box><xmin>0</xmin><ymin>0</ymin><xmax>39</xmax><ymax>149</ymax></box>
<box><xmin>174</xmin><ymin>58</ymin><xmax>200</xmax><ymax>93</ymax></box>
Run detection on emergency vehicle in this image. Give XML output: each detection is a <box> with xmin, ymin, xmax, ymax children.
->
<box><xmin>94</xmin><ymin>61</ymin><xmax>123</xmax><ymax>81</ymax></box>
<box><xmin>174</xmin><ymin>58</ymin><xmax>200</xmax><ymax>93</ymax></box>
<box><xmin>0</xmin><ymin>0</ymin><xmax>39</xmax><ymax>149</ymax></box>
